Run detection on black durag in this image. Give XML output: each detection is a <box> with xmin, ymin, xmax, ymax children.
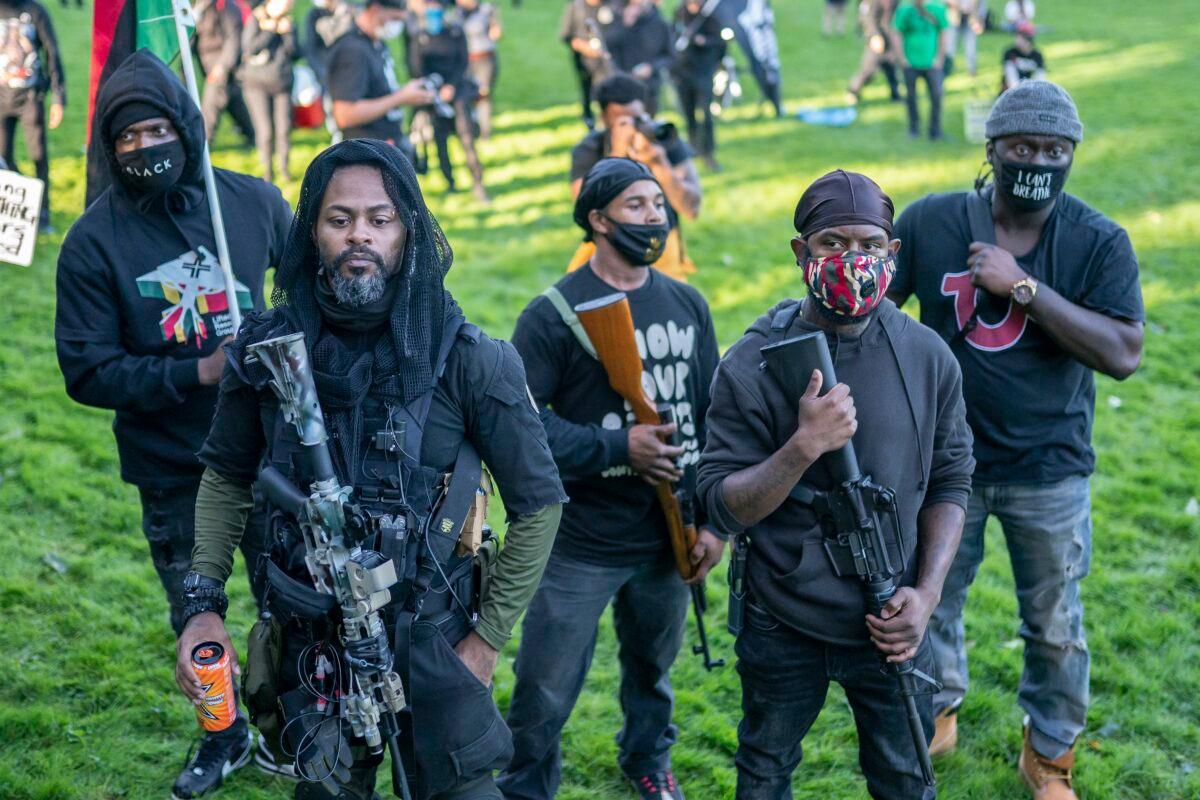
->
<box><xmin>793</xmin><ymin>169</ymin><xmax>895</xmax><ymax>238</ymax></box>
<box><xmin>573</xmin><ymin>157</ymin><xmax>661</xmax><ymax>242</ymax></box>
<box><xmin>230</xmin><ymin>139</ymin><xmax>456</xmax><ymax>481</ymax></box>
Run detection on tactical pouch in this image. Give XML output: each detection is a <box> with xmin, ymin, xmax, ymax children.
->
<box><xmin>243</xmin><ymin>612</ymin><xmax>286</xmax><ymax>760</ymax></box>
<box><xmin>265</xmin><ymin>559</ymin><xmax>337</xmax><ymax>622</ymax></box>
<box><xmin>727</xmin><ymin>534</ymin><xmax>749</xmax><ymax>636</ymax></box>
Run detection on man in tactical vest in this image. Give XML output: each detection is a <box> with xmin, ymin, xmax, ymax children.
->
<box><xmin>696</xmin><ymin>171</ymin><xmax>975</xmax><ymax>799</ymax></box>
<box><xmin>174</xmin><ymin>138</ymin><xmax>567</xmax><ymax>800</ymax></box>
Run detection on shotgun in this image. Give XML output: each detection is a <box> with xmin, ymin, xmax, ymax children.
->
<box><xmin>574</xmin><ymin>292</ymin><xmax>724</xmax><ymax>670</ymax></box>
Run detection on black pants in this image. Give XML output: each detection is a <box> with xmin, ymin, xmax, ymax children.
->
<box><xmin>138</xmin><ymin>481</ymin><xmax>268</xmax><ymax>636</ymax></box>
<box><xmin>201</xmin><ymin>76</ymin><xmax>256</xmax><ymax>145</ymax></box>
<box><xmin>734</xmin><ymin>599</ymin><xmax>936</xmax><ymax>800</ymax></box>
<box><xmin>674</xmin><ymin>75</ymin><xmax>716</xmax><ymax>157</ymax></box>
<box><xmin>0</xmin><ymin>88</ymin><xmax>50</xmax><ymax>218</ymax></box>
<box><xmin>573</xmin><ymin>55</ymin><xmax>596</xmax><ymax>124</ymax></box>
<box><xmin>903</xmin><ymin>67</ymin><xmax>943</xmax><ymax>138</ymax></box>
<box><xmin>243</xmin><ymin>84</ymin><xmax>292</xmax><ymax>180</ymax></box>
<box><xmin>432</xmin><ymin>97</ymin><xmax>485</xmax><ymax>190</ymax></box>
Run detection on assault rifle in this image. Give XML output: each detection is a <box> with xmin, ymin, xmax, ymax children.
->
<box><xmin>246</xmin><ymin>333</ymin><xmax>414</xmax><ymax>800</ymax></box>
<box><xmin>575</xmin><ymin>293</ymin><xmax>724</xmax><ymax>671</ymax></box>
<box><xmin>760</xmin><ymin>330</ymin><xmax>940</xmax><ymax>787</ymax></box>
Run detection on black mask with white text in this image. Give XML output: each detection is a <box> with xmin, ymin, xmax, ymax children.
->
<box><xmin>995</xmin><ymin>158</ymin><xmax>1069</xmax><ymax>212</ymax></box>
<box><xmin>115</xmin><ymin>140</ymin><xmax>187</xmax><ymax>196</ymax></box>
<box><xmin>601</xmin><ymin>215</ymin><xmax>670</xmax><ymax>267</ymax></box>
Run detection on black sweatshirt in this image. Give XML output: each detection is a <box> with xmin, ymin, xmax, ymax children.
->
<box><xmin>697</xmin><ymin>299</ymin><xmax>975</xmax><ymax>645</ymax></box>
<box><xmin>606</xmin><ymin>6</ymin><xmax>673</xmax><ymax>88</ymax></box>
<box><xmin>671</xmin><ymin>5</ymin><xmax>727</xmax><ymax>86</ymax></box>
<box><xmin>512</xmin><ymin>264</ymin><xmax>720</xmax><ymax>566</ymax></box>
<box><xmin>55</xmin><ymin>50</ymin><xmax>291</xmax><ymax>490</ymax></box>
<box><xmin>239</xmin><ymin>14</ymin><xmax>297</xmax><ymax>92</ymax></box>
<box><xmin>0</xmin><ymin>0</ymin><xmax>65</xmax><ymax>105</ymax></box>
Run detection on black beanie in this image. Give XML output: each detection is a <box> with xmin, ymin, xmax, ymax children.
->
<box><xmin>107</xmin><ymin>100</ymin><xmax>169</xmax><ymax>142</ymax></box>
<box><xmin>793</xmin><ymin>169</ymin><xmax>895</xmax><ymax>238</ymax></box>
<box><xmin>573</xmin><ymin>158</ymin><xmax>660</xmax><ymax>242</ymax></box>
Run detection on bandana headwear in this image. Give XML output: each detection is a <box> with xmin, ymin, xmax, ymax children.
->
<box><xmin>804</xmin><ymin>251</ymin><xmax>896</xmax><ymax>318</ymax></box>
<box><xmin>793</xmin><ymin>169</ymin><xmax>895</xmax><ymax>238</ymax></box>
<box><xmin>574</xmin><ymin>157</ymin><xmax>662</xmax><ymax>242</ymax></box>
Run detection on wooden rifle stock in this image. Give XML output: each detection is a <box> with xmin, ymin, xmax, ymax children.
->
<box><xmin>574</xmin><ymin>293</ymin><xmax>699</xmax><ymax>581</ymax></box>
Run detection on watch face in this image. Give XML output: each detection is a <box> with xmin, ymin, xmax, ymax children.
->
<box><xmin>1014</xmin><ymin>283</ymin><xmax>1034</xmax><ymax>305</ymax></box>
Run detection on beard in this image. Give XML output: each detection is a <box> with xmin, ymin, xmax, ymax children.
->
<box><xmin>321</xmin><ymin>246</ymin><xmax>399</xmax><ymax>308</ymax></box>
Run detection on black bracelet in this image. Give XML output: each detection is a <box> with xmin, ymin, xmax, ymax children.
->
<box><xmin>180</xmin><ymin>571</ymin><xmax>229</xmax><ymax>628</ymax></box>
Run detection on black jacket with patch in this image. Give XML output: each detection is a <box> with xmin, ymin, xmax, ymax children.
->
<box><xmin>55</xmin><ymin>50</ymin><xmax>291</xmax><ymax>489</ymax></box>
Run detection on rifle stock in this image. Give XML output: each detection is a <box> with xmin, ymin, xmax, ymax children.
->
<box><xmin>575</xmin><ymin>293</ymin><xmax>699</xmax><ymax>582</ymax></box>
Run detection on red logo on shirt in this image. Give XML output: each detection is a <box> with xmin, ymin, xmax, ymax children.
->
<box><xmin>940</xmin><ymin>270</ymin><xmax>1029</xmax><ymax>351</ymax></box>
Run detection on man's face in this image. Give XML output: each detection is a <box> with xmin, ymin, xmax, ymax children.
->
<box><xmin>988</xmin><ymin>134</ymin><xmax>1074</xmax><ymax>170</ymax></box>
<box><xmin>364</xmin><ymin>5</ymin><xmax>405</xmax><ymax>37</ymax></box>
<box><xmin>590</xmin><ymin>179</ymin><xmax>666</xmax><ymax>236</ymax></box>
<box><xmin>601</xmin><ymin>99</ymin><xmax>646</xmax><ymax>131</ymax></box>
<box><xmin>114</xmin><ymin>117</ymin><xmax>178</xmax><ymax>155</ymax></box>
<box><xmin>790</xmin><ymin>223</ymin><xmax>899</xmax><ymax>262</ymax></box>
<box><xmin>313</xmin><ymin>164</ymin><xmax>408</xmax><ymax>307</ymax></box>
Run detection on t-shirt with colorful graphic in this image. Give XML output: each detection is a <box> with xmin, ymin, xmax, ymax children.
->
<box><xmin>890</xmin><ymin>187</ymin><xmax>1144</xmax><ymax>485</ymax></box>
<box><xmin>513</xmin><ymin>263</ymin><xmax>720</xmax><ymax>565</ymax></box>
<box><xmin>893</xmin><ymin>1</ymin><xmax>948</xmax><ymax>70</ymax></box>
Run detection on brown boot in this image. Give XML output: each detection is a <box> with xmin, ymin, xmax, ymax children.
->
<box><xmin>929</xmin><ymin>706</ymin><xmax>958</xmax><ymax>756</ymax></box>
<box><xmin>1018</xmin><ymin>720</ymin><xmax>1078</xmax><ymax>799</ymax></box>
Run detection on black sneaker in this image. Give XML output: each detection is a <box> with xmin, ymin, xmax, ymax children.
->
<box><xmin>631</xmin><ymin>770</ymin><xmax>685</xmax><ymax>800</ymax></box>
<box><xmin>170</xmin><ymin>721</ymin><xmax>253</xmax><ymax>799</ymax></box>
<box><xmin>253</xmin><ymin>733</ymin><xmax>297</xmax><ymax>779</ymax></box>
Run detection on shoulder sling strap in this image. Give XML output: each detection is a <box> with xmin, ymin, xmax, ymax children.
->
<box><xmin>542</xmin><ymin>286</ymin><xmax>599</xmax><ymax>359</ymax></box>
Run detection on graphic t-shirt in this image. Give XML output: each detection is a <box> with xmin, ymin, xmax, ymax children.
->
<box><xmin>512</xmin><ymin>264</ymin><xmax>720</xmax><ymax>565</ymax></box>
<box><xmin>891</xmin><ymin>188</ymin><xmax>1144</xmax><ymax>485</ymax></box>
<box><xmin>893</xmin><ymin>1</ymin><xmax>948</xmax><ymax>70</ymax></box>
<box><xmin>1002</xmin><ymin>46</ymin><xmax>1044</xmax><ymax>82</ymax></box>
<box><xmin>327</xmin><ymin>27</ymin><xmax>404</xmax><ymax>142</ymax></box>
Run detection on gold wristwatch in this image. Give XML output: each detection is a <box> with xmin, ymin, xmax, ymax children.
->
<box><xmin>1011</xmin><ymin>276</ymin><xmax>1038</xmax><ymax>306</ymax></box>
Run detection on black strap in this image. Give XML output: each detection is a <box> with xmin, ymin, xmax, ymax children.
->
<box><xmin>787</xmin><ymin>481</ymin><xmax>820</xmax><ymax>508</ymax></box>
<box><xmin>767</xmin><ymin>301</ymin><xmax>803</xmax><ymax>345</ymax></box>
<box><xmin>952</xmin><ymin>187</ymin><xmax>997</xmax><ymax>346</ymax></box>
<box><xmin>401</xmin><ymin>312</ymin><xmax>471</xmax><ymax>462</ymax></box>
<box><xmin>428</xmin><ymin>441</ymin><xmax>484</xmax><ymax>565</ymax></box>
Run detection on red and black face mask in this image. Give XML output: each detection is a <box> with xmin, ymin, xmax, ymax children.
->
<box><xmin>802</xmin><ymin>251</ymin><xmax>895</xmax><ymax>318</ymax></box>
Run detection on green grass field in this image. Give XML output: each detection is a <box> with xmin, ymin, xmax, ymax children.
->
<box><xmin>0</xmin><ymin>1</ymin><xmax>1198</xmax><ymax>797</ymax></box>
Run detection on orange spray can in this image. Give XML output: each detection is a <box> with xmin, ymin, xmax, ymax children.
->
<box><xmin>191</xmin><ymin>642</ymin><xmax>237</xmax><ymax>732</ymax></box>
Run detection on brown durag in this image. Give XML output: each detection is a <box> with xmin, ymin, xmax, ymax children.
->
<box><xmin>793</xmin><ymin>169</ymin><xmax>895</xmax><ymax>238</ymax></box>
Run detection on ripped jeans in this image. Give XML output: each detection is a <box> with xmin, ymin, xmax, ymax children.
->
<box><xmin>139</xmin><ymin>482</ymin><xmax>268</xmax><ymax>636</ymax></box>
<box><xmin>927</xmin><ymin>476</ymin><xmax>1092</xmax><ymax>759</ymax></box>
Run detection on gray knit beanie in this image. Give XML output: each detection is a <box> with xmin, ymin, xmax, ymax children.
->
<box><xmin>986</xmin><ymin>80</ymin><xmax>1083</xmax><ymax>143</ymax></box>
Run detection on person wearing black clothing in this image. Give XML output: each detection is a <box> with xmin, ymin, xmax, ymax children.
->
<box><xmin>0</xmin><ymin>0</ymin><xmax>64</xmax><ymax>230</ymax></box>
<box><xmin>604</xmin><ymin>0</ymin><xmax>672</xmax><ymax>115</ymax></box>
<box><xmin>1000</xmin><ymin>21</ymin><xmax>1045</xmax><ymax>92</ymax></box>
<box><xmin>697</xmin><ymin>170</ymin><xmax>974</xmax><ymax>800</ymax></box>
<box><xmin>567</xmin><ymin>74</ymin><xmax>702</xmax><ymax>281</ymax></box>
<box><xmin>499</xmin><ymin>159</ymin><xmax>724</xmax><ymax>800</ymax></box>
<box><xmin>53</xmin><ymin>50</ymin><xmax>292</xmax><ymax>800</ymax></box>
<box><xmin>888</xmin><ymin>82</ymin><xmax>1143</xmax><ymax>799</ymax></box>
<box><xmin>559</xmin><ymin>0</ymin><xmax>615</xmax><ymax>128</ymax></box>
<box><xmin>177</xmin><ymin>138</ymin><xmax>566</xmax><ymax>800</ymax></box>
<box><xmin>193</xmin><ymin>0</ymin><xmax>256</xmax><ymax>145</ymax></box>
<box><xmin>302</xmin><ymin>0</ymin><xmax>341</xmax><ymax>86</ymax></box>
<box><xmin>326</xmin><ymin>0</ymin><xmax>433</xmax><ymax>151</ymax></box>
<box><xmin>240</xmin><ymin>0</ymin><xmax>297</xmax><ymax>183</ymax></box>
<box><xmin>408</xmin><ymin>0</ymin><xmax>490</xmax><ymax>202</ymax></box>
<box><xmin>671</xmin><ymin>0</ymin><xmax>726</xmax><ymax>171</ymax></box>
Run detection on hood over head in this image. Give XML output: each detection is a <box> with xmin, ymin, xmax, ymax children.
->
<box><xmin>94</xmin><ymin>49</ymin><xmax>207</xmax><ymax>206</ymax></box>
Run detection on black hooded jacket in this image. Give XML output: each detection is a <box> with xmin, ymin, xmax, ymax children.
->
<box><xmin>55</xmin><ymin>50</ymin><xmax>291</xmax><ymax>490</ymax></box>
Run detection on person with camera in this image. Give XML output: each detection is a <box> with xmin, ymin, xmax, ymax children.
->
<box><xmin>325</xmin><ymin>0</ymin><xmax>434</xmax><ymax>151</ymax></box>
<box><xmin>671</xmin><ymin>0</ymin><xmax>727</xmax><ymax>172</ymax></box>
<box><xmin>559</xmin><ymin>0</ymin><xmax>616</xmax><ymax>128</ymax></box>
<box><xmin>408</xmin><ymin>0</ymin><xmax>490</xmax><ymax>202</ymax></box>
<box><xmin>567</xmin><ymin>73</ymin><xmax>701</xmax><ymax>280</ymax></box>
<box><xmin>499</xmin><ymin>157</ymin><xmax>723</xmax><ymax>800</ymax></box>
<box><xmin>696</xmin><ymin>169</ymin><xmax>974</xmax><ymax>800</ymax></box>
<box><xmin>604</xmin><ymin>0</ymin><xmax>673</xmax><ymax>115</ymax></box>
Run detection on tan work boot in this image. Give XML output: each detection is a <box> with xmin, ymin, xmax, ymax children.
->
<box><xmin>1018</xmin><ymin>720</ymin><xmax>1078</xmax><ymax>799</ymax></box>
<box><xmin>929</xmin><ymin>706</ymin><xmax>958</xmax><ymax>756</ymax></box>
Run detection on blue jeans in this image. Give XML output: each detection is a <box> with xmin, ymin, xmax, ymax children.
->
<box><xmin>928</xmin><ymin>476</ymin><xmax>1092</xmax><ymax>759</ymax></box>
<box><xmin>497</xmin><ymin>550</ymin><xmax>689</xmax><ymax>800</ymax></box>
<box><xmin>735</xmin><ymin>600</ymin><xmax>936</xmax><ymax>800</ymax></box>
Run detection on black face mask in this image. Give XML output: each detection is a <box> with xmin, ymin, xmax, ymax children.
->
<box><xmin>600</xmin><ymin>215</ymin><xmax>670</xmax><ymax>267</ymax></box>
<box><xmin>115</xmin><ymin>140</ymin><xmax>186</xmax><ymax>196</ymax></box>
<box><xmin>995</xmin><ymin>158</ymin><xmax>1069</xmax><ymax>212</ymax></box>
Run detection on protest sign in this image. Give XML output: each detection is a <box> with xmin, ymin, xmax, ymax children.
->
<box><xmin>0</xmin><ymin>170</ymin><xmax>43</xmax><ymax>267</ymax></box>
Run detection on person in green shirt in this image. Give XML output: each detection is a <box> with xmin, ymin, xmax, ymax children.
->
<box><xmin>891</xmin><ymin>0</ymin><xmax>949</xmax><ymax>139</ymax></box>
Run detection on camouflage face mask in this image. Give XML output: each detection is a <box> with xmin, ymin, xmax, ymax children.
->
<box><xmin>802</xmin><ymin>251</ymin><xmax>896</xmax><ymax>318</ymax></box>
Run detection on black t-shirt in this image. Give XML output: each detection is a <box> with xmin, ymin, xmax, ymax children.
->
<box><xmin>512</xmin><ymin>264</ymin><xmax>720</xmax><ymax>565</ymax></box>
<box><xmin>326</xmin><ymin>27</ymin><xmax>404</xmax><ymax>142</ymax></box>
<box><xmin>569</xmin><ymin>128</ymin><xmax>693</xmax><ymax>182</ymax></box>
<box><xmin>1002</xmin><ymin>46</ymin><xmax>1044</xmax><ymax>82</ymax></box>
<box><xmin>891</xmin><ymin>188</ymin><xmax>1144</xmax><ymax>485</ymax></box>
<box><xmin>198</xmin><ymin>314</ymin><xmax>567</xmax><ymax>519</ymax></box>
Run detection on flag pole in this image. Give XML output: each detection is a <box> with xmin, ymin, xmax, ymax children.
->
<box><xmin>170</xmin><ymin>0</ymin><xmax>241</xmax><ymax>332</ymax></box>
